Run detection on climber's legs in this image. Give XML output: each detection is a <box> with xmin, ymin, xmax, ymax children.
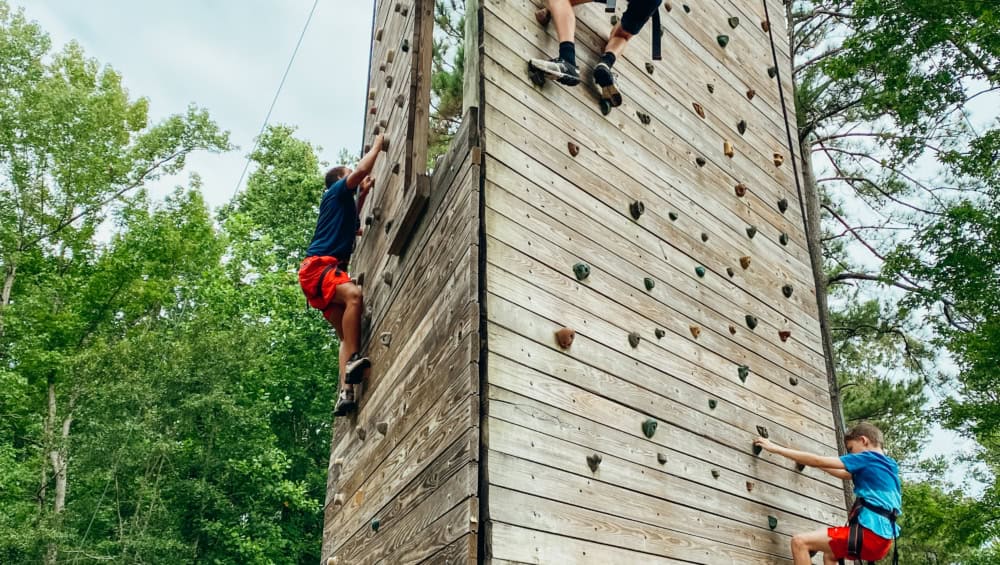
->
<box><xmin>790</xmin><ymin>528</ymin><xmax>836</xmax><ymax>565</ymax></box>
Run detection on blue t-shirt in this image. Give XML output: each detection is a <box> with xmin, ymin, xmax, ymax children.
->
<box><xmin>841</xmin><ymin>451</ymin><xmax>902</xmax><ymax>539</ymax></box>
<box><xmin>306</xmin><ymin>178</ymin><xmax>359</xmax><ymax>263</ymax></box>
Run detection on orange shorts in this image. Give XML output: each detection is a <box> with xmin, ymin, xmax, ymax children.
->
<box><xmin>298</xmin><ymin>256</ymin><xmax>352</xmax><ymax>323</ymax></box>
<box><xmin>828</xmin><ymin>525</ymin><xmax>892</xmax><ymax>561</ymax></box>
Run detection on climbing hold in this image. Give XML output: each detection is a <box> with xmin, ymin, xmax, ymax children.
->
<box><xmin>734</xmin><ymin>183</ymin><xmax>747</xmax><ymax>197</ymax></box>
<box><xmin>724</xmin><ymin>140</ymin><xmax>735</xmax><ymax>158</ymax></box>
<box><xmin>644</xmin><ymin>277</ymin><xmax>655</xmax><ymax>291</ymax></box>
<box><xmin>628</xmin><ymin>332</ymin><xmax>641</xmax><ymax>348</ymax></box>
<box><xmin>645</xmin><ymin>62</ymin><xmax>654</xmax><ymax>74</ymax></box>
<box><xmin>567</xmin><ymin>141</ymin><xmax>580</xmax><ymax>157</ymax></box>
<box><xmin>399</xmin><ymin>4</ymin><xmax>409</xmax><ymax>16</ymax></box>
<box><xmin>767</xmin><ymin>66</ymin><xmax>777</xmax><ymax>78</ymax></box>
<box><xmin>737</xmin><ymin>119</ymin><xmax>747</xmax><ymax>135</ymax></box>
<box><xmin>682</xmin><ymin>4</ymin><xmax>690</xmax><ymax>13</ymax></box>
<box><xmin>378</xmin><ymin>119</ymin><xmax>388</xmax><ymax>129</ymax></box>
<box><xmin>368</xmin><ymin>89</ymin><xmax>376</xmax><ymax>100</ymax></box>
<box><xmin>796</xmin><ymin>463</ymin><xmax>806</xmax><ymax>472</ymax></box>
<box><xmin>789</xmin><ymin>376</ymin><xmax>799</xmax><ymax>386</ymax></box>
<box><xmin>779</xmin><ymin>330</ymin><xmax>791</xmax><ymax>342</ymax></box>
<box><xmin>756</xmin><ymin>425</ymin><xmax>769</xmax><ymax>438</ymax></box>
<box><xmin>391</xmin><ymin>162</ymin><xmax>401</xmax><ymax>174</ymax></box>
<box><xmin>383</xmin><ymin>270</ymin><xmax>394</xmax><ymax>285</ymax></box>
<box><xmin>711</xmin><ymin>468</ymin><xmax>721</xmax><ymax>479</ymax></box>
<box><xmin>668</xmin><ymin>211</ymin><xmax>678</xmax><ymax>221</ymax></box>
<box><xmin>782</xmin><ymin>284</ymin><xmax>793</xmax><ymax>298</ymax></box>
<box><xmin>610</xmin><ymin>14</ymin><xmax>618</xmax><ymax>25</ymax></box>
<box><xmin>401</xmin><ymin>38</ymin><xmax>410</xmax><ymax>52</ymax></box>
<box><xmin>728</xmin><ymin>324</ymin><xmax>737</xmax><ymax>335</ymax></box>
<box><xmin>746</xmin><ymin>481</ymin><xmax>755</xmax><ymax>492</ymax></box>
<box><xmin>728</xmin><ymin>16</ymin><xmax>740</xmax><ymax>28</ymax></box>
<box><xmin>356</xmin><ymin>426</ymin><xmax>367</xmax><ymax>441</ymax></box>
<box><xmin>695</xmin><ymin>265</ymin><xmax>706</xmax><ymax>278</ymax></box>
<box><xmin>376</xmin><ymin>28</ymin><xmax>384</xmax><ymax>41</ymax></box>
<box><xmin>692</xmin><ymin>102</ymin><xmax>706</xmax><ymax>119</ymax></box>
<box><xmin>701</xmin><ymin>232</ymin><xmax>709</xmax><ymax>242</ymax></box>
<box><xmin>745</xmin><ymin>315</ymin><xmax>759</xmax><ymax>330</ymax></box>
<box><xmin>376</xmin><ymin>421</ymin><xmax>388</xmax><ymax>435</ymax></box>
<box><xmin>738</xmin><ymin>365</ymin><xmax>750</xmax><ymax>382</ymax></box>
<box><xmin>636</xmin><ymin>111</ymin><xmax>651</xmax><ymax>125</ymax></box>
<box><xmin>657</xmin><ymin>452</ymin><xmax>668</xmax><ymax>465</ymax></box>
<box><xmin>695</xmin><ymin>156</ymin><xmax>707</xmax><ymax>167</ymax></box>
<box><xmin>534</xmin><ymin>7</ymin><xmax>551</xmax><ymax>26</ymax></box>
<box><xmin>740</xmin><ymin>256</ymin><xmax>752</xmax><ymax>269</ymax></box>
<box><xmin>380</xmin><ymin>332</ymin><xmax>392</xmax><ymax>347</ymax></box>
<box><xmin>779</xmin><ymin>232</ymin><xmax>789</xmax><ymax>246</ymax></box>
<box><xmin>778</xmin><ymin>198</ymin><xmax>789</xmax><ymax>213</ymax></box>
<box><xmin>746</xmin><ymin>225</ymin><xmax>757</xmax><ymax>239</ymax></box>
<box><xmin>773</xmin><ymin>153</ymin><xmax>784</xmax><ymax>166</ymax></box>
<box><xmin>654</xmin><ymin>328</ymin><xmax>666</xmax><ymax>339</ymax></box>
<box><xmin>384</xmin><ymin>219</ymin><xmax>394</xmax><ymax>233</ymax></box>
<box><xmin>642</xmin><ymin>418</ymin><xmax>658</xmax><ymax>438</ymax></box>
<box><xmin>387</xmin><ymin>49</ymin><xmax>396</xmax><ymax>64</ymax></box>
<box><xmin>664</xmin><ymin>2</ymin><xmax>672</xmax><ymax>12</ymax></box>
<box><xmin>395</xmin><ymin>93</ymin><xmax>405</xmax><ymax>107</ymax></box>
<box><xmin>689</xmin><ymin>325</ymin><xmax>701</xmax><ymax>339</ymax></box>
<box><xmin>371</xmin><ymin>517</ymin><xmax>381</xmax><ymax>532</ymax></box>
<box><xmin>761</xmin><ymin>20</ymin><xmax>770</xmax><ymax>32</ymax></box>
<box><xmin>746</xmin><ymin>88</ymin><xmax>756</xmax><ymax>100</ymax></box>
<box><xmin>573</xmin><ymin>262</ymin><xmax>590</xmax><ymax>281</ymax></box>
<box><xmin>379</xmin><ymin>63</ymin><xmax>387</xmax><ymax>72</ymax></box>
<box><xmin>586</xmin><ymin>453</ymin><xmax>603</xmax><ymax>472</ymax></box>
<box><xmin>369</xmin><ymin>106</ymin><xmax>377</xmax><ymax>116</ymax></box>
<box><xmin>708</xmin><ymin>398</ymin><xmax>717</xmax><ymax>410</ymax></box>
<box><xmin>382</xmin><ymin>137</ymin><xmax>391</xmax><ymax>151</ymax></box>
<box><xmin>717</xmin><ymin>35</ymin><xmax>730</xmax><ymax>48</ymax></box>
<box><xmin>706</xmin><ymin>83</ymin><xmax>715</xmax><ymax>93</ymax></box>
<box><xmin>555</xmin><ymin>327</ymin><xmax>575</xmax><ymax>349</ymax></box>
<box><xmin>333</xmin><ymin>493</ymin><xmax>345</xmax><ymax>506</ymax></box>
<box><xmin>629</xmin><ymin>200</ymin><xmax>645</xmax><ymax>220</ymax></box>
<box><xmin>726</xmin><ymin>267</ymin><xmax>735</xmax><ymax>278</ymax></box>
<box><xmin>768</xmin><ymin>516</ymin><xmax>778</xmax><ymax>530</ymax></box>
<box><xmin>394</xmin><ymin>2</ymin><xmax>401</xmax><ymax>12</ymax></box>
<box><xmin>365</xmin><ymin>215</ymin><xmax>374</xmax><ymax>227</ymax></box>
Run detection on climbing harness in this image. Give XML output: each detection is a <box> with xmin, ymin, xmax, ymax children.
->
<box><xmin>838</xmin><ymin>497</ymin><xmax>899</xmax><ymax>565</ymax></box>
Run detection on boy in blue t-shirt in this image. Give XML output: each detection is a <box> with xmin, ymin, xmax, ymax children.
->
<box><xmin>755</xmin><ymin>422</ymin><xmax>902</xmax><ymax>564</ymax></box>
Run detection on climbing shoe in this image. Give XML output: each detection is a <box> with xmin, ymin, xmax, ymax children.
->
<box><xmin>345</xmin><ymin>352</ymin><xmax>371</xmax><ymax>384</ymax></box>
<box><xmin>593</xmin><ymin>62</ymin><xmax>622</xmax><ymax>107</ymax></box>
<box><xmin>333</xmin><ymin>389</ymin><xmax>357</xmax><ymax>417</ymax></box>
<box><xmin>528</xmin><ymin>57</ymin><xmax>581</xmax><ymax>86</ymax></box>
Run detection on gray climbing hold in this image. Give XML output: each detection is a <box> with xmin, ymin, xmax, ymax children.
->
<box><xmin>630</xmin><ymin>200</ymin><xmax>645</xmax><ymax>220</ymax></box>
<box><xmin>778</xmin><ymin>197</ymin><xmax>789</xmax><ymax>213</ymax></box>
<box><xmin>682</xmin><ymin>4</ymin><xmax>690</xmax><ymax>13</ymax></box>
<box><xmin>726</xmin><ymin>267</ymin><xmax>735</xmax><ymax>278</ymax></box>
<box><xmin>738</xmin><ymin>365</ymin><xmax>750</xmax><ymax>382</ymax></box>
<box><xmin>782</xmin><ymin>284</ymin><xmax>793</xmax><ymax>298</ymax></box>
<box><xmin>745</xmin><ymin>315</ymin><xmax>759</xmax><ymax>330</ymax></box>
<box><xmin>636</xmin><ymin>111</ymin><xmax>651</xmax><ymax>125</ymax></box>
<box><xmin>657</xmin><ymin>452</ymin><xmax>668</xmax><ymax>465</ymax></box>
<box><xmin>383</xmin><ymin>270</ymin><xmax>394</xmax><ymax>285</ymax></box>
<box><xmin>737</xmin><ymin>119</ymin><xmax>747</xmax><ymax>135</ymax></box>
<box><xmin>696</xmin><ymin>156</ymin><xmax>707</xmax><ymax>167</ymax></box>
<box><xmin>586</xmin><ymin>453</ymin><xmax>603</xmax><ymax>472</ymax></box>
<box><xmin>376</xmin><ymin>421</ymin><xmax>388</xmax><ymax>435</ymax></box>
<box><xmin>356</xmin><ymin>426</ymin><xmax>367</xmax><ymax>441</ymax></box>
<box><xmin>380</xmin><ymin>332</ymin><xmax>392</xmax><ymax>347</ymax></box>
<box><xmin>717</xmin><ymin>35</ymin><xmax>730</xmax><ymax>48</ymax></box>
<box><xmin>645</xmin><ymin>62</ymin><xmax>654</xmax><ymax>74</ymax></box>
<box><xmin>746</xmin><ymin>225</ymin><xmax>758</xmax><ymax>239</ymax></box>
<box><xmin>707</xmin><ymin>83</ymin><xmax>715</xmax><ymax>93</ymax></box>
<box><xmin>695</xmin><ymin>265</ymin><xmax>706</xmax><ymax>278</ymax></box>
<box><xmin>642</xmin><ymin>418</ymin><xmax>658</xmax><ymax>438</ymax></box>
<box><xmin>701</xmin><ymin>232</ymin><xmax>709</xmax><ymax>242</ymax></box>
<box><xmin>768</xmin><ymin>66</ymin><xmax>777</xmax><ymax>78</ymax></box>
<box><xmin>668</xmin><ymin>211</ymin><xmax>679</xmax><ymax>221</ymax></box>
<box><xmin>644</xmin><ymin>277</ymin><xmax>655</xmax><ymax>291</ymax></box>
<box><xmin>573</xmin><ymin>262</ymin><xmax>591</xmax><ymax>280</ymax></box>
<box><xmin>654</xmin><ymin>328</ymin><xmax>666</xmax><ymax>339</ymax></box>
<box><xmin>756</xmin><ymin>425</ymin><xmax>769</xmax><ymax>438</ymax></box>
<box><xmin>728</xmin><ymin>16</ymin><xmax>740</xmax><ymax>28</ymax></box>
<box><xmin>711</xmin><ymin>468</ymin><xmax>721</xmax><ymax>479</ymax></box>
<box><xmin>628</xmin><ymin>332</ymin><xmax>641</xmax><ymax>348</ymax></box>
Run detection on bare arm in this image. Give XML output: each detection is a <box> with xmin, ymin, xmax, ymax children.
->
<box><xmin>346</xmin><ymin>134</ymin><xmax>384</xmax><ymax>189</ymax></box>
<box><xmin>755</xmin><ymin>437</ymin><xmax>848</xmax><ymax>471</ymax></box>
<box><xmin>820</xmin><ymin>467</ymin><xmax>853</xmax><ymax>480</ymax></box>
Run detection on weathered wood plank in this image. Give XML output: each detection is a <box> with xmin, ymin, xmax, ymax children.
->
<box><xmin>380</xmin><ymin>498</ymin><xmax>479</xmax><ymax>565</ymax></box>
<box><xmin>418</xmin><ymin>532</ymin><xmax>477</xmax><ymax>564</ymax></box>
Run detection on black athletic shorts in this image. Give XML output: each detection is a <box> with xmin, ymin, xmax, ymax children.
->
<box><xmin>615</xmin><ymin>0</ymin><xmax>662</xmax><ymax>35</ymax></box>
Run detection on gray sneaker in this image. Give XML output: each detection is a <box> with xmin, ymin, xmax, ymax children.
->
<box><xmin>333</xmin><ymin>389</ymin><xmax>357</xmax><ymax>416</ymax></box>
<box><xmin>593</xmin><ymin>62</ymin><xmax>622</xmax><ymax>107</ymax></box>
<box><xmin>529</xmin><ymin>57</ymin><xmax>581</xmax><ymax>86</ymax></box>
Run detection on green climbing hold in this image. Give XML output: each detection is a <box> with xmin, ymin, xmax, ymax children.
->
<box><xmin>746</xmin><ymin>225</ymin><xmax>757</xmax><ymax>239</ymax></box>
<box><xmin>630</xmin><ymin>200</ymin><xmax>645</xmax><ymax>220</ymax></box>
<box><xmin>779</xmin><ymin>232</ymin><xmax>789</xmax><ymax>246</ymax></box>
<box><xmin>778</xmin><ymin>198</ymin><xmax>789</xmax><ymax>213</ymax></box>
<box><xmin>642</xmin><ymin>417</ymin><xmax>658</xmax><ymax>438</ymax></box>
<box><xmin>745</xmin><ymin>315</ymin><xmax>758</xmax><ymax>330</ymax></box>
<box><xmin>768</xmin><ymin>515</ymin><xmax>778</xmax><ymax>530</ymax></box>
<box><xmin>695</xmin><ymin>265</ymin><xmax>706</xmax><ymax>278</ymax></box>
<box><xmin>644</xmin><ymin>277</ymin><xmax>655</xmax><ymax>291</ymax></box>
<box><xmin>738</xmin><ymin>365</ymin><xmax>750</xmax><ymax>382</ymax></box>
<box><xmin>371</xmin><ymin>517</ymin><xmax>381</xmax><ymax>532</ymax></box>
<box><xmin>782</xmin><ymin>284</ymin><xmax>793</xmax><ymax>298</ymax></box>
<box><xmin>708</xmin><ymin>398</ymin><xmax>717</xmax><ymax>410</ymax></box>
<box><xmin>655</xmin><ymin>328</ymin><xmax>666</xmax><ymax>339</ymax></box>
<box><xmin>768</xmin><ymin>66</ymin><xmax>777</xmax><ymax>78</ymax></box>
<box><xmin>628</xmin><ymin>332</ymin><xmax>641</xmax><ymax>348</ymax></box>
<box><xmin>573</xmin><ymin>262</ymin><xmax>591</xmax><ymax>281</ymax></box>
<box><xmin>728</xmin><ymin>16</ymin><xmax>740</xmax><ymax>28</ymax></box>
<box><xmin>717</xmin><ymin>35</ymin><xmax>730</xmax><ymax>48</ymax></box>
<box><xmin>668</xmin><ymin>211</ymin><xmax>679</xmax><ymax>221</ymax></box>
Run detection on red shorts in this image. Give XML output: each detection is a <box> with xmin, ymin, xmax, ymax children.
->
<box><xmin>828</xmin><ymin>526</ymin><xmax>892</xmax><ymax>561</ymax></box>
<box><xmin>298</xmin><ymin>256</ymin><xmax>352</xmax><ymax>324</ymax></box>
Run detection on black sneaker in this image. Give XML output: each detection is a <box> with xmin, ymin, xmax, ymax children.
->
<box><xmin>593</xmin><ymin>62</ymin><xmax>622</xmax><ymax>107</ymax></box>
<box><xmin>345</xmin><ymin>352</ymin><xmax>371</xmax><ymax>384</ymax></box>
<box><xmin>333</xmin><ymin>389</ymin><xmax>356</xmax><ymax>416</ymax></box>
<box><xmin>529</xmin><ymin>57</ymin><xmax>581</xmax><ymax>86</ymax></box>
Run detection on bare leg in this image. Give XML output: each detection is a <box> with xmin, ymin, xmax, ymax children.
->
<box><xmin>604</xmin><ymin>24</ymin><xmax>633</xmax><ymax>58</ymax></box>
<box><xmin>548</xmin><ymin>0</ymin><xmax>580</xmax><ymax>42</ymax></box>
<box><xmin>324</xmin><ymin>303</ymin><xmax>348</xmax><ymax>391</ymax></box>
<box><xmin>329</xmin><ymin>282</ymin><xmax>363</xmax><ymax>390</ymax></box>
<box><xmin>790</xmin><ymin>528</ymin><xmax>834</xmax><ymax>565</ymax></box>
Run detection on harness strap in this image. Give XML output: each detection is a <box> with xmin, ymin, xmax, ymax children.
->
<box><xmin>838</xmin><ymin>498</ymin><xmax>899</xmax><ymax>565</ymax></box>
<box><xmin>313</xmin><ymin>265</ymin><xmax>336</xmax><ymax>300</ymax></box>
<box><xmin>651</xmin><ymin>10</ymin><xmax>662</xmax><ymax>60</ymax></box>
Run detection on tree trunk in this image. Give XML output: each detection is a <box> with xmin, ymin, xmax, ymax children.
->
<box><xmin>0</xmin><ymin>261</ymin><xmax>16</xmax><ymax>338</ymax></box>
<box><xmin>43</xmin><ymin>380</ymin><xmax>73</xmax><ymax>564</ymax></box>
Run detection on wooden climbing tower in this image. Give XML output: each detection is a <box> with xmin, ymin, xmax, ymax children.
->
<box><xmin>322</xmin><ymin>0</ymin><xmax>847</xmax><ymax>562</ymax></box>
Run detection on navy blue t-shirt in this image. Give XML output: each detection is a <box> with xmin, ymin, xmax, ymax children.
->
<box><xmin>841</xmin><ymin>451</ymin><xmax>902</xmax><ymax>539</ymax></box>
<box><xmin>306</xmin><ymin>178</ymin><xmax>359</xmax><ymax>263</ymax></box>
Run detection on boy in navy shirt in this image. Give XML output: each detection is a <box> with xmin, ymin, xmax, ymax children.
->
<box><xmin>755</xmin><ymin>422</ymin><xmax>901</xmax><ymax>564</ymax></box>
<box><xmin>298</xmin><ymin>134</ymin><xmax>383</xmax><ymax>416</ymax></box>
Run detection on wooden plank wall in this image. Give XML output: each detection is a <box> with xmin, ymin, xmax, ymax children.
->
<box><xmin>479</xmin><ymin>0</ymin><xmax>847</xmax><ymax>562</ymax></box>
<box><xmin>320</xmin><ymin>0</ymin><xmax>481</xmax><ymax>559</ymax></box>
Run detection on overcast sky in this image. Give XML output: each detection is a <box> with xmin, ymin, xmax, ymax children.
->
<box><xmin>12</xmin><ymin>0</ymin><xmax>373</xmax><ymax>210</ymax></box>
